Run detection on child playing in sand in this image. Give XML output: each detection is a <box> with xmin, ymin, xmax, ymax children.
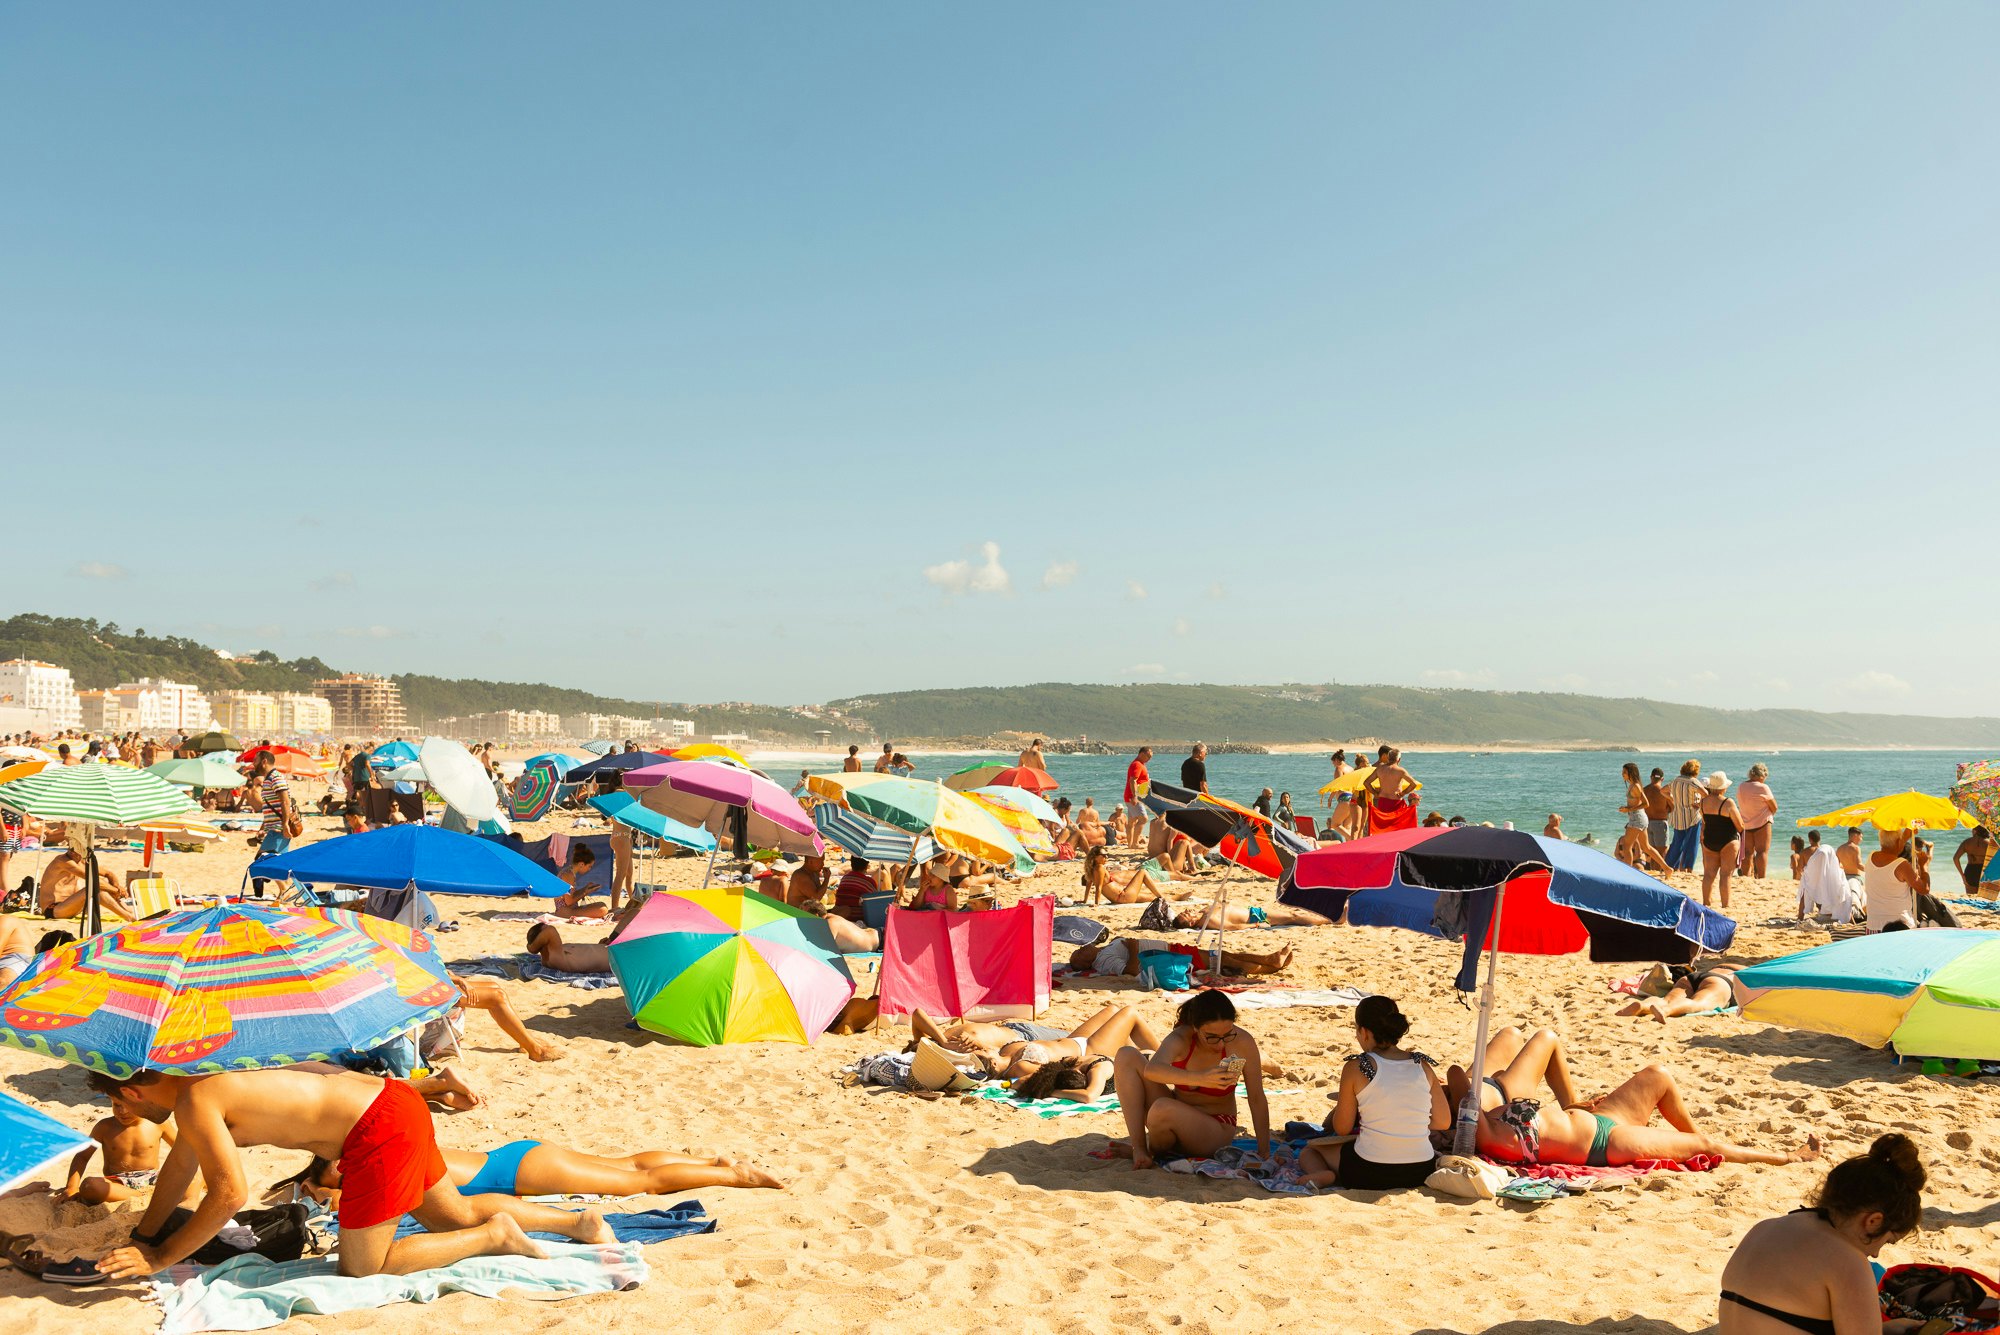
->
<box><xmin>65</xmin><ymin>1092</ymin><xmax>175</xmax><ymax>1205</ymax></box>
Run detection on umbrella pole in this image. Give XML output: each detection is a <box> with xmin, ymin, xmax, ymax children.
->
<box><xmin>1453</xmin><ymin>881</ymin><xmax>1509</xmax><ymax>1157</ymax></box>
<box><xmin>84</xmin><ymin>823</ymin><xmax>102</xmax><ymax>939</ymax></box>
<box><xmin>702</xmin><ymin>845</ymin><xmax>718</xmax><ymax>889</ymax></box>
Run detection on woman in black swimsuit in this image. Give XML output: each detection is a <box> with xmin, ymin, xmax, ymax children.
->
<box><xmin>1698</xmin><ymin>772</ymin><xmax>1743</xmax><ymax>911</ymax></box>
<box><xmin>1717</xmin><ymin>1133</ymin><xmax>1925</xmax><ymax>1335</ymax></box>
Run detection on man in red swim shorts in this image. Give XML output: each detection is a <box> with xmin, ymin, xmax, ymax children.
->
<box><xmin>91</xmin><ymin>1065</ymin><xmax>613</xmax><ymax>1280</ymax></box>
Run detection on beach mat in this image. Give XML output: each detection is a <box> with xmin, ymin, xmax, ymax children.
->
<box><xmin>969</xmin><ymin>1085</ymin><xmax>1121</xmax><ymax>1118</ymax></box>
<box><xmin>450</xmin><ymin>954</ymin><xmax>621</xmax><ymax>991</ymax></box>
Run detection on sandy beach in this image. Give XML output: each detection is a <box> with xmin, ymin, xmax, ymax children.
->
<box><xmin>3</xmin><ymin>809</ymin><xmax>1996</xmax><ymax>1335</ymax></box>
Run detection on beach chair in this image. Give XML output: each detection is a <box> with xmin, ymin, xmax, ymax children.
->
<box><xmin>1293</xmin><ymin>815</ymin><xmax>1317</xmax><ymax>839</ymax></box>
<box><xmin>124</xmin><ymin>874</ymin><xmax>176</xmax><ymax>920</ymax></box>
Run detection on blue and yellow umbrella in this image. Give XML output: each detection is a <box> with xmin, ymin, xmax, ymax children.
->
<box><xmin>1731</xmin><ymin>929</ymin><xmax>2000</xmax><ymax>1059</ymax></box>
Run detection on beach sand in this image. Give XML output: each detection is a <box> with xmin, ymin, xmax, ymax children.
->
<box><xmin>3</xmin><ymin>811</ymin><xmax>1997</xmax><ymax>1335</ymax></box>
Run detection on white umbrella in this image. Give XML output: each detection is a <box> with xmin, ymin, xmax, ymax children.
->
<box><xmin>418</xmin><ymin>736</ymin><xmax>506</xmax><ymax>831</ymax></box>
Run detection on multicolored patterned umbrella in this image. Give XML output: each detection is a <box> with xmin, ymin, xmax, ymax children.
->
<box><xmin>1949</xmin><ymin>760</ymin><xmax>2000</xmax><ymax>835</ymax></box>
<box><xmin>608</xmin><ymin>887</ymin><xmax>854</xmax><ymax>1046</ymax></box>
<box><xmin>967</xmin><ymin>784</ymin><xmax>1059</xmax><ymax>825</ymax></box>
<box><xmin>805</xmin><ymin>773</ymin><xmax>1030</xmax><ymax>871</ymax></box>
<box><xmin>941</xmin><ymin>762</ymin><xmax>1008</xmax><ymax>793</ymax></box>
<box><xmin>961</xmin><ymin>790</ymin><xmax>1056</xmax><ymax>858</ymax></box>
<box><xmin>0</xmin><ymin>903</ymin><xmax>459</xmax><ymax>1078</ymax></box>
<box><xmin>1798</xmin><ymin>791</ymin><xmax>1977</xmax><ymax>832</ymax></box>
<box><xmin>510</xmin><ymin>760</ymin><xmax>562</xmax><ymax>821</ymax></box>
<box><xmin>1731</xmin><ymin>929</ymin><xmax>2000</xmax><ymax>1059</ymax></box>
<box><xmin>0</xmin><ymin>764</ymin><xmax>196</xmax><ymax>826</ymax></box>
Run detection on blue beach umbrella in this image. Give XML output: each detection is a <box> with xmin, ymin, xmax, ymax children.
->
<box><xmin>368</xmin><ymin>741</ymin><xmax>419</xmax><ymax>770</ymax></box>
<box><xmin>249</xmin><ymin>825</ymin><xmax>570</xmax><ymax>898</ymax></box>
<box><xmin>812</xmin><ymin>802</ymin><xmax>938</xmax><ymax>864</ymax></box>
<box><xmin>588</xmin><ymin>792</ymin><xmax>719</xmax><ymax>853</ymax></box>
<box><xmin>1</xmin><ymin>1091</ymin><xmax>90</xmax><ymax>1191</ymax></box>
<box><xmin>566</xmin><ymin>751</ymin><xmax>673</xmax><ymax>784</ymax></box>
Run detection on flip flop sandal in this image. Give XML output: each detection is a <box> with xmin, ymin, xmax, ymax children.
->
<box><xmin>1</xmin><ymin>1233</ymin><xmax>47</xmax><ymax>1278</ymax></box>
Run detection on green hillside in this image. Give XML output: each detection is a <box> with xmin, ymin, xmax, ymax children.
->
<box><xmin>830</xmin><ymin>682</ymin><xmax>2000</xmax><ymax>748</ymax></box>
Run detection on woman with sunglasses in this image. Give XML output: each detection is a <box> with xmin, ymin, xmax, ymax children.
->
<box><xmin>1112</xmin><ymin>990</ymin><xmax>1270</xmax><ymax>1171</ymax></box>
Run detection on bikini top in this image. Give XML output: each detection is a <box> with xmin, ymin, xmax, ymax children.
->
<box><xmin>1169</xmin><ymin>1047</ymin><xmax>1233</xmax><ymax>1097</ymax></box>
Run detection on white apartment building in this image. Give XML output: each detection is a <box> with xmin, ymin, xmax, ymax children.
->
<box><xmin>210</xmin><ymin>690</ymin><xmax>280</xmax><ymax>736</ymax></box>
<box><xmin>76</xmin><ymin>689</ymin><xmax>135</xmax><ymax>733</ymax></box>
<box><xmin>108</xmin><ymin>678</ymin><xmax>213</xmax><ymax>733</ymax></box>
<box><xmin>0</xmin><ymin>659</ymin><xmax>82</xmax><ymax>732</ymax></box>
<box><xmin>453</xmin><ymin>709</ymin><xmax>564</xmax><ymax>742</ymax></box>
<box><xmin>665</xmin><ymin>719</ymin><xmax>695</xmax><ymax>740</ymax></box>
<box><xmin>276</xmin><ymin>693</ymin><xmax>335</xmax><ymax>735</ymax></box>
<box><xmin>564</xmin><ymin>712</ymin><xmax>658</xmax><ymax>741</ymax></box>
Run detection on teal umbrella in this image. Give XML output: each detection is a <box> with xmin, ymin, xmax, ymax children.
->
<box><xmin>146</xmin><ymin>757</ymin><xmax>246</xmax><ymax>789</ymax></box>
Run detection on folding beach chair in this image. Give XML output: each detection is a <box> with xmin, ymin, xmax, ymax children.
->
<box><xmin>1293</xmin><ymin>815</ymin><xmax>1317</xmax><ymax>839</ymax></box>
<box><xmin>124</xmin><ymin>874</ymin><xmax>176</xmax><ymax>920</ymax></box>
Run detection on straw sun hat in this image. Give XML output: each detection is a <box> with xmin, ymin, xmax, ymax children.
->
<box><xmin>1705</xmin><ymin>772</ymin><xmax>1730</xmax><ymax>791</ymax></box>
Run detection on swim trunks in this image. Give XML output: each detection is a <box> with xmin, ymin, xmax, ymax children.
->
<box><xmin>1247</xmin><ymin>906</ymin><xmax>1268</xmax><ymax>925</ymax></box>
<box><xmin>335</xmin><ymin>1080</ymin><xmax>447</xmax><ymax>1230</ymax></box>
<box><xmin>109</xmin><ymin>1169</ymin><xmax>159</xmax><ymax>1189</ymax></box>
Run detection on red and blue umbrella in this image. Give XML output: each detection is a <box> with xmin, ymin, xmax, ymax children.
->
<box><xmin>510</xmin><ymin>760</ymin><xmax>563</xmax><ymax>821</ymax></box>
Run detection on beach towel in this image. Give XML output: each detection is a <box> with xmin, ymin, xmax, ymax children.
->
<box><xmin>1365</xmin><ymin>798</ymin><xmax>1418</xmax><ymax>834</ymax></box>
<box><xmin>969</xmin><ymin>1085</ymin><xmax>1122</xmax><ymax>1118</ymax></box>
<box><xmin>1799</xmin><ymin>846</ymin><xmax>1862</xmax><ymax>924</ymax></box>
<box><xmin>1495</xmin><ymin>1153</ymin><xmax>1721</xmax><ymax>1183</ymax></box>
<box><xmin>1161</xmin><ymin>986</ymin><xmax>1366</xmax><ymax>1012</ymax></box>
<box><xmin>147</xmin><ymin>1242</ymin><xmax>647</xmax><ymax>1335</ymax></box>
<box><xmin>1158</xmin><ymin>1139</ymin><xmax>1318</xmax><ymax>1195</ymax></box>
<box><xmin>450</xmin><ymin>954</ymin><xmax>621</xmax><ymax>991</ymax></box>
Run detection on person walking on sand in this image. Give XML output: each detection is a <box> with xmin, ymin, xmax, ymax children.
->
<box><xmin>1735</xmin><ymin>764</ymin><xmax>1778</xmax><ymax>878</ymax></box>
<box><xmin>1664</xmin><ymin>759</ymin><xmax>1705</xmax><ymax>872</ymax></box>
<box><xmin>1642</xmin><ymin>769</ymin><xmax>1673</xmax><ymax>864</ymax></box>
<box><xmin>1699</xmin><ymin>772</ymin><xmax>1742</xmax><ymax>910</ymax></box>
<box><xmin>92</xmin><ymin>1065</ymin><xmax>612</xmax><ymax>1282</ymax></box>
<box><xmin>1617</xmin><ymin>763</ymin><xmax>1672</xmax><ymax>873</ymax></box>
<box><xmin>1123</xmin><ymin>746</ymin><xmax>1153</xmax><ymax>833</ymax></box>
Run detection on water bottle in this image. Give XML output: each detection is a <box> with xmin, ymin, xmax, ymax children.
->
<box><xmin>1451</xmin><ymin>1088</ymin><xmax>1481</xmax><ymax>1157</ymax></box>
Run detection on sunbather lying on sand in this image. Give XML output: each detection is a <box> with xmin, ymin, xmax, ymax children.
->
<box><xmin>1446</xmin><ymin>1026</ymin><xmax>1821</xmax><ymax>1168</ymax></box>
<box><xmin>1081</xmin><ymin>846</ymin><xmax>1191</xmax><ymax>906</ymax></box>
<box><xmin>1615</xmin><ymin>963</ymin><xmax>1740</xmax><ymax>1024</ymax></box>
<box><xmin>1172</xmin><ymin>903</ymin><xmax>1330</xmax><ymax>930</ymax></box>
<box><xmin>912</xmin><ymin>1003</ymin><xmax>1164</xmax><ymax>1081</ymax></box>
<box><xmin>525</xmin><ymin>923</ymin><xmax>610</xmax><ymax>974</ymax></box>
<box><xmin>1069</xmin><ymin>937</ymin><xmax>1293</xmax><ymax>978</ymax></box>
<box><xmin>276</xmin><ymin>1139</ymin><xmax>782</xmax><ymax>1203</ymax></box>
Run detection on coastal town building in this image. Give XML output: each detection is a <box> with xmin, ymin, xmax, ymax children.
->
<box><xmin>105</xmin><ymin>678</ymin><xmax>212</xmax><ymax>733</ymax></box>
<box><xmin>276</xmin><ymin>692</ymin><xmax>335</xmax><ymax>735</ymax></box>
<box><xmin>315</xmin><ymin>674</ymin><xmax>408</xmax><ymax>736</ymax></box>
<box><xmin>209</xmin><ymin>690</ymin><xmax>280</xmax><ymax>736</ymax></box>
<box><xmin>0</xmin><ymin>659</ymin><xmax>82</xmax><ymax>732</ymax></box>
<box><xmin>564</xmin><ymin>712</ymin><xmax>660</xmax><ymax>741</ymax></box>
<box><xmin>444</xmin><ymin>709</ymin><xmax>563</xmax><ymax>742</ymax></box>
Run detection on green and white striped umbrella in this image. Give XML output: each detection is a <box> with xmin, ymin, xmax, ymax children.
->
<box><xmin>0</xmin><ymin>765</ymin><xmax>197</xmax><ymax>826</ymax></box>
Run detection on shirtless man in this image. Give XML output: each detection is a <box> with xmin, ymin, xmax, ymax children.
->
<box><xmin>93</xmin><ymin>1066</ymin><xmax>611</xmax><ymax>1281</ymax></box>
<box><xmin>1446</xmin><ymin>1026</ymin><xmax>1820</xmax><ymax>1168</ymax></box>
<box><xmin>1361</xmin><ymin>747</ymin><xmax>1420</xmax><ymax>831</ymax></box>
<box><xmin>66</xmin><ymin>1091</ymin><xmax>178</xmax><ymax>1205</ymax></box>
<box><xmin>873</xmin><ymin>744</ymin><xmax>895</xmax><ymax>774</ymax></box>
<box><xmin>1835</xmin><ymin>827</ymin><xmax>1867</xmax><ymax>902</ymax></box>
<box><xmin>1018</xmin><ymin>738</ymin><xmax>1048</xmax><ymax>772</ymax></box>
<box><xmin>37</xmin><ymin>844</ymin><xmax>135</xmax><ymax>922</ymax></box>
<box><xmin>1172</xmin><ymin>902</ymin><xmax>1329</xmax><ymax>930</ymax></box>
<box><xmin>842</xmin><ymin>745</ymin><xmax>861</xmax><ymax>773</ymax></box>
<box><xmin>525</xmin><ymin>923</ymin><xmax>610</xmax><ymax>974</ymax></box>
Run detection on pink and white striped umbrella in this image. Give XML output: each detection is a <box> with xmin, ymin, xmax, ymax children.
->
<box><xmin>632</xmin><ymin>760</ymin><xmax>823</xmax><ymax>857</ymax></box>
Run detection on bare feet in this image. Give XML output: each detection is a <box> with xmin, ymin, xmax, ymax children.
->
<box><xmin>1615</xmin><ymin>1000</ymin><xmax>1646</xmax><ymax>1018</ymax></box>
<box><xmin>430</xmin><ymin>1068</ymin><xmax>481</xmax><ymax>1111</ymax></box>
<box><xmin>525</xmin><ymin>1039</ymin><xmax>564</xmax><ymax>1062</ymax></box>
<box><xmin>1789</xmin><ymin>1135</ymin><xmax>1823</xmax><ymax>1163</ymax></box>
<box><xmin>565</xmin><ymin>1210</ymin><xmax>616</xmax><ymax>1244</ymax></box>
<box><xmin>487</xmin><ymin>1214</ymin><xmax>547</xmax><ymax>1260</ymax></box>
<box><xmin>731</xmin><ymin>1165</ymin><xmax>785</xmax><ymax>1189</ymax></box>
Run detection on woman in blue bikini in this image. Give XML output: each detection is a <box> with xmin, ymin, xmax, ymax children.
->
<box><xmin>278</xmin><ymin>1139</ymin><xmax>783</xmax><ymax>1203</ymax></box>
<box><xmin>1447</xmin><ymin>1026</ymin><xmax>1821</xmax><ymax>1168</ymax></box>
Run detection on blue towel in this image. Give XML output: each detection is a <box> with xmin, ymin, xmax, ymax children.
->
<box><xmin>393</xmin><ymin>1204</ymin><xmax>715</xmax><ymax>1245</ymax></box>
<box><xmin>450</xmin><ymin>954</ymin><xmax>621</xmax><ymax>991</ymax></box>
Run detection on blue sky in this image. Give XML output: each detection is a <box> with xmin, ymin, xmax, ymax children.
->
<box><xmin>4</xmin><ymin>6</ymin><xmax>1996</xmax><ymax>712</ymax></box>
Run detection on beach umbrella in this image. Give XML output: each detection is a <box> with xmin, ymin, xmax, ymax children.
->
<box><xmin>1798</xmin><ymin>791</ymin><xmax>1977</xmax><ymax>832</ymax></box>
<box><xmin>806</xmin><ymin>773</ymin><xmax>1031</xmax><ymax>872</ymax></box>
<box><xmin>968</xmin><ymin>784</ymin><xmax>1060</xmax><ymax>825</ymax></box>
<box><xmin>0</xmin><ymin>903</ymin><xmax>459</xmax><ymax>1079</ymax></box>
<box><xmin>566</xmin><ymin>751</ymin><xmax>673</xmax><ymax>784</ymax></box>
<box><xmin>239</xmin><ymin>749</ymin><xmax>323</xmax><ymax>780</ymax></box>
<box><xmin>670</xmin><ymin>743</ymin><xmax>752</xmax><ymax>768</ymax></box>
<box><xmin>1730</xmin><ymin>930</ymin><xmax>2000</xmax><ymax>1060</ymax></box>
<box><xmin>510</xmin><ymin>762</ymin><xmax>562</xmax><ymax>822</ymax></box>
<box><xmin>988</xmin><ymin>766</ymin><xmax>1059</xmax><ymax>795</ymax></box>
<box><xmin>0</xmin><ymin>745</ymin><xmax>56</xmax><ymax>763</ymax></box>
<box><xmin>961</xmin><ymin>791</ymin><xmax>1056</xmax><ymax>859</ymax></box>
<box><xmin>367</xmin><ymin>740</ymin><xmax>419</xmax><ymax>770</ymax></box>
<box><xmin>1317</xmin><ymin>765</ymin><xmax>1376</xmax><ymax>797</ymax></box>
<box><xmin>581</xmin><ymin>739</ymin><xmax>617</xmax><ymax>755</ymax></box>
<box><xmin>812</xmin><ymin>802</ymin><xmax>938</xmax><ymax>864</ymax></box>
<box><xmin>0</xmin><ymin>764</ymin><xmax>197</xmax><ymax>827</ymax></box>
<box><xmin>250</xmin><ymin>825</ymin><xmax>569</xmax><ymax>898</ymax></box>
<box><xmin>1</xmin><ymin>1090</ymin><xmax>91</xmax><ymax>1192</ymax></box>
<box><xmin>418</xmin><ymin>736</ymin><xmax>505</xmax><ymax>829</ymax></box>
<box><xmin>378</xmin><ymin>761</ymin><xmax>428</xmax><ymax>784</ymax></box>
<box><xmin>588</xmin><ymin>792</ymin><xmax>718</xmax><ymax>853</ymax></box>
<box><xmin>1948</xmin><ymin>760</ymin><xmax>2000</xmax><ymax>835</ymax></box>
<box><xmin>183</xmin><ymin>731</ymin><xmax>241</xmax><ymax>756</ymax></box>
<box><xmin>608</xmin><ymin>887</ymin><xmax>855</xmax><ymax>1046</ymax></box>
<box><xmin>942</xmin><ymin>762</ymin><xmax>1009</xmax><ymax>793</ymax></box>
<box><xmin>522</xmin><ymin>752</ymin><xmax>581</xmax><ymax>779</ymax></box>
<box><xmin>0</xmin><ymin>759</ymin><xmax>49</xmax><ymax>787</ymax></box>
<box><xmin>147</xmin><ymin>757</ymin><xmax>247</xmax><ymax>789</ymax></box>
<box><xmin>237</xmin><ymin>744</ymin><xmax>313</xmax><ymax>763</ymax></box>
<box><xmin>638</xmin><ymin>761</ymin><xmax>824</xmax><ymax>879</ymax></box>
<box><xmin>1280</xmin><ymin>826</ymin><xmax>1737</xmax><ymax>1153</ymax></box>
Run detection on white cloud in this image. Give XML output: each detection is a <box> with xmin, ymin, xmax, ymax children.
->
<box><xmin>923</xmin><ymin>541</ymin><xmax>1013</xmax><ymax>597</ymax></box>
<box><xmin>337</xmin><ymin>625</ymin><xmax>405</xmax><ymax>640</ymax></box>
<box><xmin>69</xmin><ymin>561</ymin><xmax>128</xmax><ymax>580</ymax></box>
<box><xmin>1542</xmin><ymin>673</ymin><xmax>1589</xmax><ymax>691</ymax></box>
<box><xmin>1841</xmin><ymin>670</ymin><xmax>1912</xmax><ymax>700</ymax></box>
<box><xmin>1125</xmin><ymin>580</ymin><xmax>1148</xmax><ymax>601</ymax></box>
<box><xmin>1205</xmin><ymin>581</ymin><xmax>1226</xmax><ymax>601</ymax></box>
<box><xmin>1762</xmin><ymin>677</ymin><xmax>1792</xmax><ymax>693</ymax></box>
<box><xmin>1040</xmin><ymin>560</ymin><xmax>1078</xmax><ymax>590</ymax></box>
<box><xmin>1172</xmin><ymin>617</ymin><xmax>1191</xmax><ymax>636</ymax></box>
<box><xmin>309</xmin><ymin>571</ymin><xmax>356</xmax><ymax>592</ymax></box>
<box><xmin>1122</xmin><ymin>663</ymin><xmax>1167</xmax><ymax>677</ymax></box>
<box><xmin>1421</xmin><ymin>668</ymin><xmax>1496</xmax><ymax>686</ymax></box>
<box><xmin>1689</xmin><ymin>670</ymin><xmax>1720</xmax><ymax>686</ymax></box>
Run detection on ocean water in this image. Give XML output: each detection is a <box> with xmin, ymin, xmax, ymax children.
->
<box><xmin>765</xmin><ymin>749</ymin><xmax>1993</xmax><ymax>850</ymax></box>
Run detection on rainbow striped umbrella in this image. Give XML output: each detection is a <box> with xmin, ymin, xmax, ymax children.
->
<box><xmin>962</xmin><ymin>790</ymin><xmax>1056</xmax><ymax>858</ymax></box>
<box><xmin>510</xmin><ymin>761</ymin><xmax>562</xmax><ymax>821</ymax></box>
<box><xmin>1731</xmin><ymin>929</ymin><xmax>2000</xmax><ymax>1060</ymax></box>
<box><xmin>608</xmin><ymin>887</ymin><xmax>854</xmax><ymax>1046</ymax></box>
<box><xmin>0</xmin><ymin>903</ymin><xmax>459</xmax><ymax>1078</ymax></box>
<box><xmin>805</xmin><ymin>773</ymin><xmax>1031</xmax><ymax>871</ymax></box>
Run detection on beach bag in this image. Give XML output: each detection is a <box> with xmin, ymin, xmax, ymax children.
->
<box><xmin>1138</xmin><ymin>950</ymin><xmax>1192</xmax><ymax>991</ymax></box>
<box><xmin>1424</xmin><ymin>1154</ymin><xmax>1509</xmax><ymax>1201</ymax></box>
<box><xmin>137</xmin><ymin>1203</ymin><xmax>311</xmax><ymax>1265</ymax></box>
<box><xmin>1052</xmin><ymin>915</ymin><xmax>1110</xmax><ymax>947</ymax></box>
<box><xmin>1138</xmin><ymin>898</ymin><xmax>1176</xmax><ymax>932</ymax></box>
<box><xmin>1879</xmin><ymin>1264</ymin><xmax>2000</xmax><ymax>1332</ymax></box>
<box><xmin>282</xmin><ymin>791</ymin><xmax>304</xmax><ymax>840</ymax></box>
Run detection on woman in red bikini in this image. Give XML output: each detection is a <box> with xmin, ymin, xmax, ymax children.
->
<box><xmin>1111</xmin><ymin>990</ymin><xmax>1271</xmax><ymax>1172</ymax></box>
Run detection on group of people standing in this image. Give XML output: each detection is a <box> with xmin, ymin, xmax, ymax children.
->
<box><xmin>1609</xmin><ymin>759</ymin><xmax>1778</xmax><ymax>908</ymax></box>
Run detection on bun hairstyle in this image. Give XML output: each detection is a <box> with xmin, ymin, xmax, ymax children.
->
<box><xmin>1355</xmin><ymin>995</ymin><xmax>1411</xmax><ymax>1047</ymax></box>
<box><xmin>1815</xmin><ymin>1134</ymin><xmax>1926</xmax><ymax>1238</ymax></box>
<box><xmin>1013</xmin><ymin>1056</ymin><xmax>1092</xmax><ymax>1101</ymax></box>
<box><xmin>1176</xmin><ymin>988</ymin><xmax>1238</xmax><ymax>1029</ymax></box>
